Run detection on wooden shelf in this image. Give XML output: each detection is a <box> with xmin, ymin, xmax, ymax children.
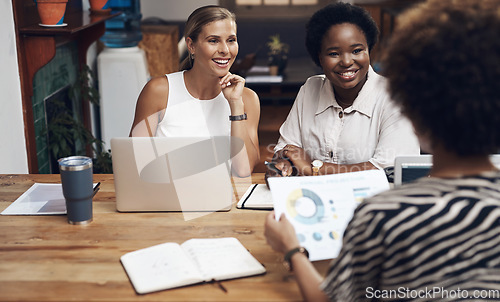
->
<box><xmin>13</xmin><ymin>0</ymin><xmax>120</xmax><ymax>173</ymax></box>
<box><xmin>19</xmin><ymin>10</ymin><xmax>121</xmax><ymax>36</ymax></box>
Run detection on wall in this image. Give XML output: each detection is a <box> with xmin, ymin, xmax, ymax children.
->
<box><xmin>141</xmin><ymin>0</ymin><xmax>219</xmax><ymax>21</ymax></box>
<box><xmin>0</xmin><ymin>1</ymin><xmax>29</xmax><ymax>173</ymax></box>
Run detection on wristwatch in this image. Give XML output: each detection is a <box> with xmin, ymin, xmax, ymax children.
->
<box><xmin>283</xmin><ymin>246</ymin><xmax>309</xmax><ymax>272</ymax></box>
<box><xmin>311</xmin><ymin>159</ymin><xmax>323</xmax><ymax>176</ymax></box>
<box><xmin>229</xmin><ymin>113</ymin><xmax>247</xmax><ymax>121</ymax></box>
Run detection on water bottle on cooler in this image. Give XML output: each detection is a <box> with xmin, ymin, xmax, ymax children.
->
<box><xmin>100</xmin><ymin>0</ymin><xmax>142</xmax><ymax>48</ymax></box>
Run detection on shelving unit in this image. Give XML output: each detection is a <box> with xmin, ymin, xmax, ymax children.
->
<box><xmin>12</xmin><ymin>0</ymin><xmax>119</xmax><ymax>173</ymax></box>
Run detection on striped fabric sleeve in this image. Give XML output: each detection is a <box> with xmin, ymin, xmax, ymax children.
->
<box><xmin>320</xmin><ymin>173</ymin><xmax>500</xmax><ymax>302</ymax></box>
<box><xmin>320</xmin><ymin>201</ymin><xmax>388</xmax><ymax>301</ymax></box>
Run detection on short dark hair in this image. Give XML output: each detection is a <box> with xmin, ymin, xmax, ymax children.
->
<box><xmin>305</xmin><ymin>2</ymin><xmax>379</xmax><ymax>67</ymax></box>
<box><xmin>383</xmin><ymin>0</ymin><xmax>500</xmax><ymax>156</ymax></box>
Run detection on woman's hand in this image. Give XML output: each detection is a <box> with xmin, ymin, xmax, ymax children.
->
<box><xmin>278</xmin><ymin>145</ymin><xmax>313</xmax><ymax>176</ymax></box>
<box><xmin>264</xmin><ymin>159</ymin><xmax>295</xmax><ymax>188</ymax></box>
<box><xmin>264</xmin><ymin>211</ymin><xmax>300</xmax><ymax>254</ymax></box>
<box><xmin>266</xmin><ymin>159</ymin><xmax>294</xmax><ymax>177</ymax></box>
<box><xmin>220</xmin><ymin>72</ymin><xmax>245</xmax><ymax>105</ymax></box>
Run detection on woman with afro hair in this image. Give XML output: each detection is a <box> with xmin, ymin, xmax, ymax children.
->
<box><xmin>266</xmin><ymin>2</ymin><xmax>419</xmax><ymax>178</ymax></box>
<box><xmin>265</xmin><ymin>0</ymin><xmax>500</xmax><ymax>300</ymax></box>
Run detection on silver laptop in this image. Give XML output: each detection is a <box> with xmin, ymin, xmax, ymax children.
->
<box><xmin>111</xmin><ymin>137</ymin><xmax>233</xmax><ymax>212</ymax></box>
<box><xmin>394</xmin><ymin>154</ymin><xmax>500</xmax><ymax>187</ymax></box>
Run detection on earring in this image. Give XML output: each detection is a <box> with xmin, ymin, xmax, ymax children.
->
<box><xmin>190</xmin><ymin>53</ymin><xmax>195</xmax><ymax>60</ymax></box>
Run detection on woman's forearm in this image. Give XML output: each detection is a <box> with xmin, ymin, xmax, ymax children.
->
<box><xmin>230</xmin><ymin>121</ymin><xmax>260</xmax><ymax>177</ymax></box>
<box><xmin>289</xmin><ymin>253</ymin><xmax>329</xmax><ymax>302</ymax></box>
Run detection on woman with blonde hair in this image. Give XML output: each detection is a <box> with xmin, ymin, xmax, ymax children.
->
<box><xmin>130</xmin><ymin>6</ymin><xmax>260</xmax><ymax>177</ymax></box>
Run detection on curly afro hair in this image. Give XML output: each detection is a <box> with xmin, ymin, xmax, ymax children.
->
<box><xmin>383</xmin><ymin>0</ymin><xmax>500</xmax><ymax>156</ymax></box>
<box><xmin>305</xmin><ymin>2</ymin><xmax>379</xmax><ymax>67</ymax></box>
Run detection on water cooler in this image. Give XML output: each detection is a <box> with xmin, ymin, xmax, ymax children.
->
<box><xmin>98</xmin><ymin>0</ymin><xmax>149</xmax><ymax>149</ymax></box>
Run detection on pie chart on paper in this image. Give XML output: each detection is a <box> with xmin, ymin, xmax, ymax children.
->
<box><xmin>285</xmin><ymin>188</ymin><xmax>325</xmax><ymax>225</ymax></box>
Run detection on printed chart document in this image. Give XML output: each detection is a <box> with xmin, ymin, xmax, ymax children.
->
<box><xmin>120</xmin><ymin>237</ymin><xmax>266</xmax><ymax>294</ymax></box>
<box><xmin>268</xmin><ymin>170</ymin><xmax>390</xmax><ymax>261</ymax></box>
<box><xmin>236</xmin><ymin>184</ymin><xmax>273</xmax><ymax>209</ymax></box>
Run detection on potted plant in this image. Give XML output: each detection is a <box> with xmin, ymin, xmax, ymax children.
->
<box><xmin>35</xmin><ymin>0</ymin><xmax>68</xmax><ymax>26</ymax></box>
<box><xmin>89</xmin><ymin>0</ymin><xmax>111</xmax><ymax>14</ymax></box>
<box><xmin>266</xmin><ymin>34</ymin><xmax>289</xmax><ymax>76</ymax></box>
<box><xmin>45</xmin><ymin>66</ymin><xmax>113</xmax><ymax>174</ymax></box>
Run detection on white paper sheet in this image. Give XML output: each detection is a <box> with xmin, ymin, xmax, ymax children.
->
<box><xmin>268</xmin><ymin>170</ymin><xmax>390</xmax><ymax>261</ymax></box>
<box><xmin>1</xmin><ymin>183</ymin><xmax>98</xmax><ymax>215</ymax></box>
<box><xmin>1</xmin><ymin>183</ymin><xmax>66</xmax><ymax>215</ymax></box>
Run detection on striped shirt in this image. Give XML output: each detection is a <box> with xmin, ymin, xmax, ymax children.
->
<box><xmin>321</xmin><ymin>172</ymin><xmax>500</xmax><ymax>301</ymax></box>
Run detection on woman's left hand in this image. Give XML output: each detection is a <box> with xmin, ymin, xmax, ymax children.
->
<box><xmin>220</xmin><ymin>72</ymin><xmax>245</xmax><ymax>104</ymax></box>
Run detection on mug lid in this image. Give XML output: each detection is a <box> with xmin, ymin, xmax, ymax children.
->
<box><xmin>58</xmin><ymin>156</ymin><xmax>93</xmax><ymax>171</ymax></box>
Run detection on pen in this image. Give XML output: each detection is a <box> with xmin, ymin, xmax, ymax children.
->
<box><xmin>211</xmin><ymin>279</ymin><xmax>227</xmax><ymax>293</ymax></box>
<box><xmin>92</xmin><ymin>182</ymin><xmax>101</xmax><ymax>198</ymax></box>
<box><xmin>264</xmin><ymin>161</ymin><xmax>282</xmax><ymax>176</ymax></box>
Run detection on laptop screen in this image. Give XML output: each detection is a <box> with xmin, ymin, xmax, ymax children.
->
<box><xmin>394</xmin><ymin>155</ymin><xmax>433</xmax><ymax>187</ymax></box>
<box><xmin>401</xmin><ymin>163</ymin><xmax>432</xmax><ymax>184</ymax></box>
<box><xmin>395</xmin><ymin>154</ymin><xmax>500</xmax><ymax>187</ymax></box>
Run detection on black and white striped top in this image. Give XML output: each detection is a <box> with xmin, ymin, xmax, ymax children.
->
<box><xmin>321</xmin><ymin>172</ymin><xmax>500</xmax><ymax>301</ymax></box>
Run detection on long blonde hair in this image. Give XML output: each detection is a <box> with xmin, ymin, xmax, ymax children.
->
<box><xmin>180</xmin><ymin>5</ymin><xmax>236</xmax><ymax>71</ymax></box>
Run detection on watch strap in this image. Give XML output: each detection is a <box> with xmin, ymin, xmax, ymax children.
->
<box><xmin>312</xmin><ymin>166</ymin><xmax>320</xmax><ymax>176</ymax></box>
<box><xmin>284</xmin><ymin>246</ymin><xmax>309</xmax><ymax>271</ymax></box>
<box><xmin>229</xmin><ymin>113</ymin><xmax>247</xmax><ymax>121</ymax></box>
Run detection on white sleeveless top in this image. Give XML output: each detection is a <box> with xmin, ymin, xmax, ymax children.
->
<box><xmin>155</xmin><ymin>71</ymin><xmax>231</xmax><ymax>137</ymax></box>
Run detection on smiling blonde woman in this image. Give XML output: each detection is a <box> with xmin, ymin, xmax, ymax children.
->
<box><xmin>129</xmin><ymin>6</ymin><xmax>260</xmax><ymax>177</ymax></box>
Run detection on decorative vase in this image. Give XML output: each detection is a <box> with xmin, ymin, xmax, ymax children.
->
<box><xmin>89</xmin><ymin>0</ymin><xmax>111</xmax><ymax>14</ymax></box>
<box><xmin>36</xmin><ymin>0</ymin><xmax>68</xmax><ymax>26</ymax></box>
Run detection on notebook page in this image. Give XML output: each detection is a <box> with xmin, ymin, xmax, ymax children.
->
<box><xmin>181</xmin><ymin>237</ymin><xmax>266</xmax><ymax>281</ymax></box>
<box><xmin>121</xmin><ymin>242</ymin><xmax>203</xmax><ymax>294</ymax></box>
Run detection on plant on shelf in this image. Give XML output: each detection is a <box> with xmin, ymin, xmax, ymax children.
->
<box><xmin>45</xmin><ymin>65</ymin><xmax>112</xmax><ymax>174</ymax></box>
<box><xmin>266</xmin><ymin>34</ymin><xmax>289</xmax><ymax>76</ymax></box>
<box><xmin>35</xmin><ymin>0</ymin><xmax>69</xmax><ymax>26</ymax></box>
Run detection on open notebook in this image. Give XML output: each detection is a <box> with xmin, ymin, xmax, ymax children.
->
<box><xmin>120</xmin><ymin>237</ymin><xmax>266</xmax><ymax>294</ymax></box>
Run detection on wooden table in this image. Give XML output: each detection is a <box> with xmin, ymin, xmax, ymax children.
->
<box><xmin>0</xmin><ymin>174</ymin><xmax>330</xmax><ymax>301</ymax></box>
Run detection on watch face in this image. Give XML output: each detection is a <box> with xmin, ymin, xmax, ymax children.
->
<box><xmin>312</xmin><ymin>160</ymin><xmax>323</xmax><ymax>168</ymax></box>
